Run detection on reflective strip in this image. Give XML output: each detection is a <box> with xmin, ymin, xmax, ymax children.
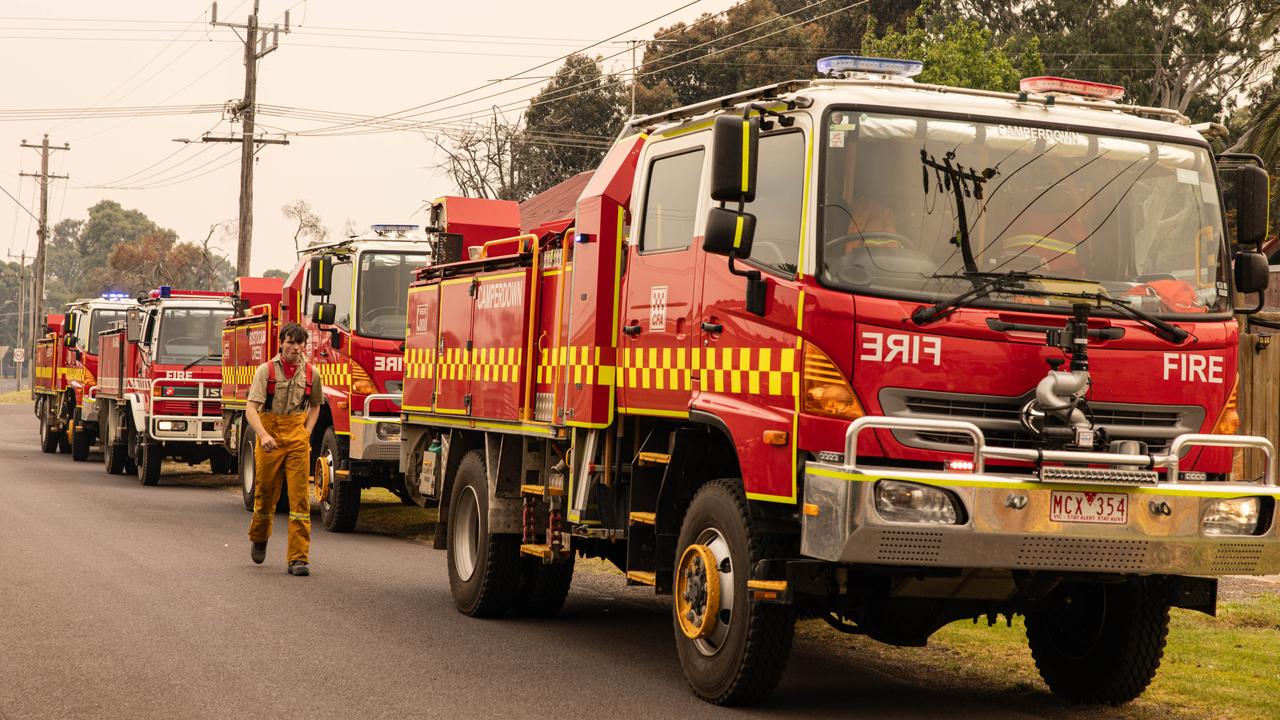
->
<box><xmin>616</xmin><ymin>346</ymin><xmax>797</xmax><ymax>395</ymax></box>
<box><xmin>733</xmin><ymin>215</ymin><xmax>744</xmax><ymax>249</ymax></box>
<box><xmin>289</xmin><ymin>512</ymin><xmax>310</xmax><ymax>521</ymax></box>
<box><xmin>1009</xmin><ymin>235</ymin><xmax>1077</xmax><ymax>254</ymax></box>
<box><xmin>740</xmin><ymin>119</ymin><xmax>751</xmax><ymax>193</ymax></box>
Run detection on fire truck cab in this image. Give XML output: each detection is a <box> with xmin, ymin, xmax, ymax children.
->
<box><xmin>60</xmin><ymin>294</ymin><xmax>136</xmax><ymax>461</ymax></box>
<box><xmin>399</xmin><ymin>57</ymin><xmax>1277</xmax><ymax>706</ymax></box>
<box><xmin>96</xmin><ymin>287</ymin><xmax>235</xmax><ymax>485</ymax></box>
<box><xmin>32</xmin><ymin>313</ymin><xmax>69</xmax><ymax>454</ymax></box>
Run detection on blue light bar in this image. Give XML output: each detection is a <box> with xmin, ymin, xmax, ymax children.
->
<box><xmin>101</xmin><ymin>291</ymin><xmax>130</xmax><ymax>300</ymax></box>
<box><xmin>817</xmin><ymin>55</ymin><xmax>923</xmax><ymax>78</ymax></box>
<box><xmin>159</xmin><ymin>285</ymin><xmax>172</xmax><ymax>298</ymax></box>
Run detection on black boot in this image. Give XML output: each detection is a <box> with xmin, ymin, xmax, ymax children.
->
<box><xmin>287</xmin><ymin>561</ymin><xmax>310</xmax><ymax>576</ymax></box>
<box><xmin>250</xmin><ymin>541</ymin><xmax>267</xmax><ymax>565</ymax></box>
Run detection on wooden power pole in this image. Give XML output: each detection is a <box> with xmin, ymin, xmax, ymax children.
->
<box><xmin>19</xmin><ymin>134</ymin><xmax>69</xmax><ymax>388</ymax></box>
<box><xmin>209</xmin><ymin>1</ymin><xmax>290</xmax><ymax>277</ymax></box>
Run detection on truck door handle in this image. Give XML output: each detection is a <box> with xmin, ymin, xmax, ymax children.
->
<box><xmin>622</xmin><ymin>323</ymin><xmax>642</xmax><ymax>336</ymax></box>
<box><xmin>700</xmin><ymin>322</ymin><xmax>723</xmax><ymax>334</ymax></box>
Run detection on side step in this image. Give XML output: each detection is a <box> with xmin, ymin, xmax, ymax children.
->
<box><xmin>521</xmin><ymin>483</ymin><xmax>563</xmax><ymax>497</ymax></box>
<box><xmin>626</xmin><ymin>570</ymin><xmax>656</xmax><ymax>586</ymax></box>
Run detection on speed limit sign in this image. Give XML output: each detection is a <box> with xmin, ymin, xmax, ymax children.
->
<box><xmin>12</xmin><ymin>348</ymin><xmax>24</xmax><ymax>364</ymax></box>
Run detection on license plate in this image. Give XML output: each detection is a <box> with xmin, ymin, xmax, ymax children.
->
<box><xmin>1050</xmin><ymin>490</ymin><xmax>1128</xmax><ymax>524</ymax></box>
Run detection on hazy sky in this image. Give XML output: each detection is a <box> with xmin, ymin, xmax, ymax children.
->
<box><xmin>0</xmin><ymin>0</ymin><xmax>738</xmax><ymax>276</ymax></box>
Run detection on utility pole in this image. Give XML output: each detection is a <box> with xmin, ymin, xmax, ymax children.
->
<box><xmin>19</xmin><ymin>134</ymin><xmax>69</xmax><ymax>389</ymax></box>
<box><xmin>209</xmin><ymin>1</ymin><xmax>291</xmax><ymax>277</ymax></box>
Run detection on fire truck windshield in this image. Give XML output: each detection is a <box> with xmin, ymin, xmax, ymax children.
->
<box><xmin>76</xmin><ymin>308</ymin><xmax>128</xmax><ymax>351</ymax></box>
<box><xmin>357</xmin><ymin>252</ymin><xmax>429</xmax><ymax>339</ymax></box>
<box><xmin>155</xmin><ymin>307</ymin><xmax>232</xmax><ymax>366</ymax></box>
<box><xmin>819</xmin><ymin>110</ymin><xmax>1230</xmax><ymax>316</ymax></box>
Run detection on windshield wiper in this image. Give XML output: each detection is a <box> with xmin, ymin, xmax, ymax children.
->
<box><xmin>912</xmin><ymin>272</ymin><xmax>1189</xmax><ymax>344</ymax></box>
<box><xmin>183</xmin><ymin>353</ymin><xmax>222</xmax><ymax>371</ymax></box>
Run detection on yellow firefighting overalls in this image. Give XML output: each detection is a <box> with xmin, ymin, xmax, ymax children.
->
<box><xmin>247</xmin><ymin>381</ymin><xmax>312</xmax><ymax>563</ymax></box>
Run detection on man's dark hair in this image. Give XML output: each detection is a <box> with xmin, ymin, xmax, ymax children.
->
<box><xmin>279</xmin><ymin>322</ymin><xmax>308</xmax><ymax>344</ymax></box>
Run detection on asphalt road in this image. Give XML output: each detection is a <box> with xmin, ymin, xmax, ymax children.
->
<box><xmin>0</xmin><ymin>402</ymin><xmax>1124</xmax><ymax>720</ymax></box>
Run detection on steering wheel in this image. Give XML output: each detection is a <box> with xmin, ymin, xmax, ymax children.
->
<box><xmin>825</xmin><ymin>231</ymin><xmax>913</xmax><ymax>258</ymax></box>
<box><xmin>164</xmin><ymin>335</ymin><xmax>199</xmax><ymax>347</ymax></box>
<box><xmin>362</xmin><ymin>305</ymin><xmax>398</xmax><ymax>322</ymax></box>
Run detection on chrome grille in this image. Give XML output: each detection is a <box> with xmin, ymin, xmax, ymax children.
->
<box><xmin>881</xmin><ymin>389</ymin><xmax>1204</xmax><ymax>457</ymax></box>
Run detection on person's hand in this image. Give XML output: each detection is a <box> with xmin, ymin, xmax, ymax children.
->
<box><xmin>260</xmin><ymin>434</ymin><xmax>279</xmax><ymax>452</ymax></box>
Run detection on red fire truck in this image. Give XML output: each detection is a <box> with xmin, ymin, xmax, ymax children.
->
<box><xmin>398</xmin><ymin>58</ymin><xmax>1279</xmax><ymax>705</ymax></box>
<box><xmin>221</xmin><ymin>217</ymin><xmax>516</xmax><ymax>530</ymax></box>
<box><xmin>60</xmin><ymin>295</ymin><xmax>135</xmax><ymax>461</ymax></box>
<box><xmin>96</xmin><ymin>287</ymin><xmax>235</xmax><ymax>485</ymax></box>
<box><xmin>32</xmin><ymin>313</ymin><xmax>69</xmax><ymax>453</ymax></box>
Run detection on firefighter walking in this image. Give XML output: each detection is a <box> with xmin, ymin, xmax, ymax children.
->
<box><xmin>245</xmin><ymin>323</ymin><xmax>323</xmax><ymax>576</ymax></box>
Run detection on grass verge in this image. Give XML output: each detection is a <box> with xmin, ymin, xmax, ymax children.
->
<box><xmin>0</xmin><ymin>389</ymin><xmax>32</xmax><ymax>404</ymax></box>
<box><xmin>799</xmin><ymin>591</ymin><xmax>1280</xmax><ymax>720</ymax></box>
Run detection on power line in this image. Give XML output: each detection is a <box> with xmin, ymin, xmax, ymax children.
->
<box><xmin>0</xmin><ymin>180</ymin><xmax>38</xmax><ymax>222</ymax></box>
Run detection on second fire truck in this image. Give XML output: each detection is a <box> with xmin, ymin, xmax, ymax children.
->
<box><xmin>396</xmin><ymin>58</ymin><xmax>1280</xmax><ymax>705</ymax></box>
<box><xmin>96</xmin><ymin>287</ymin><xmax>235</xmax><ymax>485</ymax></box>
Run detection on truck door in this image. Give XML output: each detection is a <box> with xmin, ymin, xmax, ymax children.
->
<box><xmin>618</xmin><ymin>135</ymin><xmax>708</xmax><ymax>417</ymax></box>
<box><xmin>693</xmin><ymin>125</ymin><xmax>810</xmax><ymax>501</ymax></box>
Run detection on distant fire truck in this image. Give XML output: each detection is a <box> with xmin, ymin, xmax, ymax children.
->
<box><xmin>32</xmin><ymin>313</ymin><xmax>69</xmax><ymax>454</ymax></box>
<box><xmin>221</xmin><ymin>216</ymin><xmax>515</xmax><ymax>531</ymax></box>
<box><xmin>397</xmin><ymin>57</ymin><xmax>1278</xmax><ymax>705</ymax></box>
<box><xmin>96</xmin><ymin>287</ymin><xmax>235</xmax><ymax>485</ymax></box>
<box><xmin>61</xmin><ymin>294</ymin><xmax>135</xmax><ymax>461</ymax></box>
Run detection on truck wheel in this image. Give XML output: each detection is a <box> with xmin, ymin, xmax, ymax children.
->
<box><xmin>38</xmin><ymin>399</ymin><xmax>58</xmax><ymax>454</ymax></box>
<box><xmin>513</xmin><ymin>552</ymin><xmax>576</xmax><ymax>618</ymax></box>
<box><xmin>316</xmin><ymin>428</ymin><xmax>359</xmax><ymax>532</ymax></box>
<box><xmin>70</xmin><ymin>409</ymin><xmax>92</xmax><ymax>461</ymax></box>
<box><xmin>447</xmin><ymin>449</ymin><xmax>521</xmax><ymax>617</ymax></box>
<box><xmin>138</xmin><ymin>439</ymin><xmax>162</xmax><ymax>486</ymax></box>
<box><xmin>238</xmin><ymin>425</ymin><xmax>257</xmax><ymax>510</ymax></box>
<box><xmin>102</xmin><ymin>406</ymin><xmax>126</xmax><ymax>475</ymax></box>
<box><xmin>673</xmin><ymin>479</ymin><xmax>796</xmax><ymax>706</ymax></box>
<box><xmin>1025</xmin><ymin>580</ymin><xmax>1169</xmax><ymax>704</ymax></box>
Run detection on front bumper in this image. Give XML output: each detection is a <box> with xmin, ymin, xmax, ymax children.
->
<box><xmin>349</xmin><ymin>393</ymin><xmax>402</xmax><ymax>462</ymax></box>
<box><xmin>802</xmin><ymin>416</ymin><xmax>1280</xmax><ymax>576</ymax></box>
<box><xmin>149</xmin><ymin>415</ymin><xmax>223</xmax><ymax>443</ymax></box>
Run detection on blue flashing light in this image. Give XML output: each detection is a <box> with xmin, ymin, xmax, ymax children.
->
<box><xmin>159</xmin><ymin>285</ymin><xmax>172</xmax><ymax>298</ymax></box>
<box><xmin>817</xmin><ymin>55</ymin><xmax>923</xmax><ymax>78</ymax></box>
<box><xmin>101</xmin><ymin>291</ymin><xmax>130</xmax><ymax>300</ymax></box>
<box><xmin>371</xmin><ymin>224</ymin><xmax>420</xmax><ymax>235</ymax></box>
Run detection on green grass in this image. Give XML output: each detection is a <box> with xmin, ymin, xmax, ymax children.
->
<box><xmin>0</xmin><ymin>389</ymin><xmax>32</xmax><ymax>404</ymax></box>
<box><xmin>917</xmin><ymin>593</ymin><xmax>1280</xmax><ymax>720</ymax></box>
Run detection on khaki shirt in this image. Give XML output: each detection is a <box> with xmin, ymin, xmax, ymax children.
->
<box><xmin>247</xmin><ymin>354</ymin><xmax>323</xmax><ymax>415</ymax></box>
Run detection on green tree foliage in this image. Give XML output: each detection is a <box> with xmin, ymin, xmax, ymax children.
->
<box><xmin>107</xmin><ymin>231</ymin><xmax>235</xmax><ymax>292</ymax></box>
<box><xmin>0</xmin><ymin>260</ymin><xmax>28</xmax><ymax>348</ymax></box>
<box><xmin>262</xmin><ymin>269</ymin><xmax>290</xmax><ymax>280</ymax></box>
<box><xmin>516</xmin><ymin>54</ymin><xmax>627</xmax><ymax>197</ymax></box>
<box><xmin>950</xmin><ymin>1</ymin><xmax>1280</xmax><ymax>120</ymax></box>
<box><xmin>860</xmin><ymin>3</ymin><xmax>1043</xmax><ymax>91</ymax></box>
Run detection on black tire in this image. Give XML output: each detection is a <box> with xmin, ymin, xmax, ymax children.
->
<box><xmin>239</xmin><ymin>424</ymin><xmax>257</xmax><ymax>511</ymax></box>
<box><xmin>317</xmin><ymin>427</ymin><xmax>359</xmax><ymax>532</ymax></box>
<box><xmin>138</xmin><ymin>438</ymin><xmax>162</xmax><ymax>486</ymax></box>
<box><xmin>70</xmin><ymin>409</ymin><xmax>92</xmax><ymax>461</ymax></box>
<box><xmin>673</xmin><ymin>479</ymin><xmax>796</xmax><ymax>706</ymax></box>
<box><xmin>513</xmin><ymin>552</ymin><xmax>576</xmax><ymax>618</ymax></box>
<box><xmin>102</xmin><ymin>405</ymin><xmax>127</xmax><ymax>475</ymax></box>
<box><xmin>38</xmin><ymin>398</ymin><xmax>58</xmax><ymax>454</ymax></box>
<box><xmin>446</xmin><ymin>449</ymin><xmax>521</xmax><ymax>617</ymax></box>
<box><xmin>210</xmin><ymin>448</ymin><xmax>236</xmax><ymax>475</ymax></box>
<box><xmin>1025</xmin><ymin>580</ymin><xmax>1170</xmax><ymax>705</ymax></box>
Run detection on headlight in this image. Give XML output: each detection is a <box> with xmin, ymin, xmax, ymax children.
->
<box><xmin>1202</xmin><ymin>496</ymin><xmax>1263</xmax><ymax>536</ymax></box>
<box><xmin>157</xmin><ymin>420</ymin><xmax>188</xmax><ymax>432</ymax></box>
<box><xmin>874</xmin><ymin>480</ymin><xmax>963</xmax><ymax>525</ymax></box>
<box><xmin>376</xmin><ymin>422</ymin><xmax>401</xmax><ymax>441</ymax></box>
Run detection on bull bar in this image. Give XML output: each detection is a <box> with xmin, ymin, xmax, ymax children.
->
<box><xmin>801</xmin><ymin>416</ymin><xmax>1280</xmax><ymax>576</ymax></box>
<box><xmin>349</xmin><ymin>392</ymin><xmax>402</xmax><ymax>461</ymax></box>
<box><xmin>148</xmin><ymin>377</ymin><xmax>223</xmax><ymax>443</ymax></box>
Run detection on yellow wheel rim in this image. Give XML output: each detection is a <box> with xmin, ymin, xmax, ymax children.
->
<box><xmin>313</xmin><ymin>455</ymin><xmax>331</xmax><ymax>504</ymax></box>
<box><xmin>675</xmin><ymin>543</ymin><xmax>720</xmax><ymax>640</ymax></box>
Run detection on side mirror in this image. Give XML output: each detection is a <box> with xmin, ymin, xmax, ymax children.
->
<box><xmin>64</xmin><ymin>312</ymin><xmax>78</xmax><ymax>335</ymax></box>
<box><xmin>125</xmin><ymin>308</ymin><xmax>143</xmax><ymax>343</ymax></box>
<box><xmin>1222</xmin><ymin>164</ymin><xmax>1269</xmax><ymax>248</ymax></box>
<box><xmin>709</xmin><ymin>115</ymin><xmax>760</xmax><ymax>203</ymax></box>
<box><xmin>703</xmin><ymin>207</ymin><xmax>756</xmax><ymax>258</ymax></box>
<box><xmin>1235</xmin><ymin>250</ymin><xmax>1270</xmax><ymax>295</ymax></box>
<box><xmin>309</xmin><ymin>255</ymin><xmax>334</xmax><ymax>297</ymax></box>
<box><xmin>311</xmin><ymin>302</ymin><xmax>336</xmax><ymax>326</ymax></box>
<box><xmin>63</xmin><ymin>334</ymin><xmax>77</xmax><ymax>348</ymax></box>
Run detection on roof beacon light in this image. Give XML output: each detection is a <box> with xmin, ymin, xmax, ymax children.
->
<box><xmin>158</xmin><ymin>285</ymin><xmax>172</xmax><ymax>298</ymax></box>
<box><xmin>101</xmin><ymin>291</ymin><xmax>130</xmax><ymax>300</ymax></box>
<box><xmin>371</xmin><ymin>224</ymin><xmax>420</xmax><ymax>236</ymax></box>
<box><xmin>817</xmin><ymin>55</ymin><xmax>923</xmax><ymax>79</ymax></box>
<box><xmin>1019</xmin><ymin>76</ymin><xmax>1125</xmax><ymax>101</ymax></box>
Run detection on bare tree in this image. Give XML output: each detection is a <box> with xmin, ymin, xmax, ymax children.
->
<box><xmin>282</xmin><ymin>200</ymin><xmax>329</xmax><ymax>254</ymax></box>
<box><xmin>341</xmin><ymin>218</ymin><xmax>360</xmax><ymax>237</ymax></box>
<box><xmin>429</xmin><ymin>108</ymin><xmax>529</xmax><ymax>200</ymax></box>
